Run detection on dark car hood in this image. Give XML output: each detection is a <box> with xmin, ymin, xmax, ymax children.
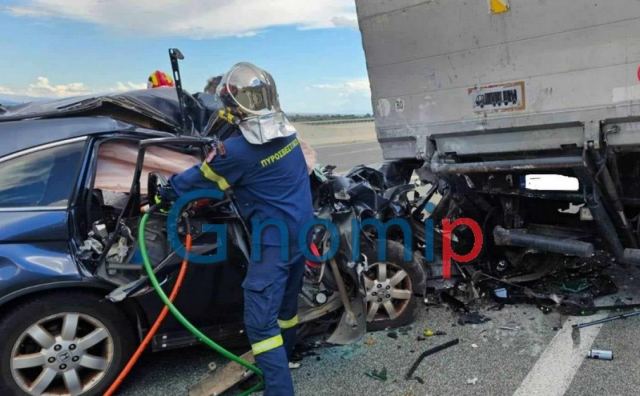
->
<box><xmin>0</xmin><ymin>88</ymin><xmax>216</xmax><ymax>135</ymax></box>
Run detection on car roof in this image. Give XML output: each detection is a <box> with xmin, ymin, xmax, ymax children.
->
<box><xmin>0</xmin><ymin>88</ymin><xmax>219</xmax><ymax>137</ymax></box>
<box><xmin>0</xmin><ymin>116</ymin><xmax>170</xmax><ymax>158</ymax></box>
<box><xmin>0</xmin><ymin>88</ymin><xmax>182</xmax><ymax>125</ymax></box>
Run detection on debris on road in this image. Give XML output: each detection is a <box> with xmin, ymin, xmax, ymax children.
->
<box><xmin>365</xmin><ymin>367</ymin><xmax>388</xmax><ymax>381</ymax></box>
<box><xmin>499</xmin><ymin>326</ymin><xmax>518</xmax><ymax>331</ymax></box>
<box><xmin>457</xmin><ymin>311</ymin><xmax>491</xmax><ymax>326</ymax></box>
<box><xmin>404</xmin><ymin>339</ymin><xmax>460</xmax><ymax>380</ymax></box>
<box><xmin>440</xmin><ymin>292</ymin><xmax>470</xmax><ymax>313</ymax></box>
<box><xmin>423</xmin><ymin>328</ymin><xmax>446</xmax><ymax>337</ymax></box>
<box><xmin>587</xmin><ymin>349</ymin><xmax>614</xmax><ymax>360</ymax></box>
<box><xmin>466</xmin><ymin>377</ymin><xmax>479</xmax><ymax>385</ymax></box>
<box><xmin>573</xmin><ymin>309</ymin><xmax>640</xmax><ymax>330</ymax></box>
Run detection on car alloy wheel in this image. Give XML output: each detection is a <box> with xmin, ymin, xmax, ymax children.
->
<box><xmin>364</xmin><ymin>261</ymin><xmax>413</xmax><ymax>322</ymax></box>
<box><xmin>10</xmin><ymin>312</ymin><xmax>114</xmax><ymax>396</ymax></box>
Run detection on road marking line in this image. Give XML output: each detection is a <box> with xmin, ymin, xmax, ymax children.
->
<box><xmin>513</xmin><ymin>314</ymin><xmax>606</xmax><ymax>396</ymax></box>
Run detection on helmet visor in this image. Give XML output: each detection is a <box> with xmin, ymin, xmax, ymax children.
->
<box><xmin>219</xmin><ymin>63</ymin><xmax>280</xmax><ymax>115</ymax></box>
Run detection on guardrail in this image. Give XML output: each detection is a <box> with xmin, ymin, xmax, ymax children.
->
<box><xmin>296</xmin><ymin>118</ymin><xmax>375</xmax><ymax>125</ymax></box>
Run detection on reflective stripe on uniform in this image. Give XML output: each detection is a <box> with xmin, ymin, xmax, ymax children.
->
<box><xmin>251</xmin><ymin>334</ymin><xmax>284</xmax><ymax>355</ymax></box>
<box><xmin>277</xmin><ymin>315</ymin><xmax>299</xmax><ymax>329</ymax></box>
<box><xmin>200</xmin><ymin>162</ymin><xmax>231</xmax><ymax>190</ymax></box>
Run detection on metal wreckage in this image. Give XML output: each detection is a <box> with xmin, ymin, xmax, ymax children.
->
<box><xmin>1</xmin><ymin>59</ymin><xmax>635</xmax><ymax>343</ymax></box>
<box><xmin>353</xmin><ymin>0</ymin><xmax>640</xmax><ymax>321</ymax></box>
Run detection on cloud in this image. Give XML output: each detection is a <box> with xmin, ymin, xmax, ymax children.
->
<box><xmin>2</xmin><ymin>77</ymin><xmax>149</xmax><ymax>98</ymax></box>
<box><xmin>4</xmin><ymin>0</ymin><xmax>357</xmax><ymax>38</ymax></box>
<box><xmin>330</xmin><ymin>16</ymin><xmax>358</xmax><ymax>28</ymax></box>
<box><xmin>0</xmin><ymin>85</ymin><xmax>15</xmax><ymax>95</ymax></box>
<box><xmin>27</xmin><ymin>76</ymin><xmax>89</xmax><ymax>96</ymax></box>
<box><xmin>311</xmin><ymin>78</ymin><xmax>370</xmax><ymax>97</ymax></box>
<box><xmin>295</xmin><ymin>78</ymin><xmax>372</xmax><ymax>114</ymax></box>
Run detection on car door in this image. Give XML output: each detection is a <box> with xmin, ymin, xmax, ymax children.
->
<box><xmin>83</xmin><ymin>136</ymin><xmax>246</xmax><ymax>343</ymax></box>
<box><xmin>134</xmin><ymin>137</ymin><xmax>248</xmax><ymax>338</ymax></box>
<box><xmin>0</xmin><ymin>137</ymin><xmax>89</xmax><ymax>300</ymax></box>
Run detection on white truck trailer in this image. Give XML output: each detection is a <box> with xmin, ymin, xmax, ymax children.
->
<box><xmin>356</xmin><ymin>0</ymin><xmax>640</xmax><ymax>283</ymax></box>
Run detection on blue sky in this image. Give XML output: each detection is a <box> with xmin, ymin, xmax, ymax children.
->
<box><xmin>0</xmin><ymin>0</ymin><xmax>372</xmax><ymax>114</ymax></box>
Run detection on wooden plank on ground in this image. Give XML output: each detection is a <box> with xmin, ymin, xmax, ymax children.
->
<box><xmin>189</xmin><ymin>351</ymin><xmax>256</xmax><ymax>396</ymax></box>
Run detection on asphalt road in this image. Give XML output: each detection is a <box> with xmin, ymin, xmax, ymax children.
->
<box><xmin>117</xmin><ymin>140</ymin><xmax>640</xmax><ymax>396</ymax></box>
<box><xmin>118</xmin><ymin>270</ymin><xmax>640</xmax><ymax>396</ymax></box>
<box><xmin>315</xmin><ymin>141</ymin><xmax>384</xmax><ymax>171</ymax></box>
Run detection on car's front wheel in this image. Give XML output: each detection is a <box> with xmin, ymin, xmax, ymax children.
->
<box><xmin>362</xmin><ymin>240</ymin><xmax>426</xmax><ymax>331</ymax></box>
<box><xmin>0</xmin><ymin>291</ymin><xmax>135</xmax><ymax>396</ymax></box>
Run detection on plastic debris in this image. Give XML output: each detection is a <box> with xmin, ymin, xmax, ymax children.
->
<box><xmin>560</xmin><ymin>279</ymin><xmax>590</xmax><ymax>293</ymax></box>
<box><xmin>365</xmin><ymin>367</ymin><xmax>388</xmax><ymax>381</ymax></box>
<box><xmin>458</xmin><ymin>311</ymin><xmax>491</xmax><ymax>325</ymax></box>
<box><xmin>288</xmin><ymin>361</ymin><xmax>301</xmax><ymax>369</ymax></box>
<box><xmin>441</xmin><ymin>292</ymin><xmax>469</xmax><ymax>312</ymax></box>
<box><xmin>423</xmin><ymin>328</ymin><xmax>447</xmax><ymax>337</ymax></box>
<box><xmin>494</xmin><ymin>288</ymin><xmax>508</xmax><ymax>299</ymax></box>
<box><xmin>466</xmin><ymin>377</ymin><xmax>478</xmax><ymax>385</ymax></box>
<box><xmin>387</xmin><ymin>331</ymin><xmax>398</xmax><ymax>339</ymax></box>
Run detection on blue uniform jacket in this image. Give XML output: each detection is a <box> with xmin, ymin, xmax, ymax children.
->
<box><xmin>169</xmin><ymin>133</ymin><xmax>314</xmax><ymax>249</ymax></box>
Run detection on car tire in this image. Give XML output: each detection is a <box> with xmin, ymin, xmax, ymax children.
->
<box><xmin>362</xmin><ymin>240</ymin><xmax>426</xmax><ymax>331</ymax></box>
<box><xmin>0</xmin><ymin>291</ymin><xmax>136</xmax><ymax>396</ymax></box>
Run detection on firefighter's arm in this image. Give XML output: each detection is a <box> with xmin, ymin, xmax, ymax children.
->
<box><xmin>167</xmin><ymin>142</ymin><xmax>244</xmax><ymax>197</ymax></box>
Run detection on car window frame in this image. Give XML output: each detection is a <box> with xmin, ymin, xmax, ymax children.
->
<box><xmin>0</xmin><ymin>136</ymin><xmax>88</xmax><ymax>212</ymax></box>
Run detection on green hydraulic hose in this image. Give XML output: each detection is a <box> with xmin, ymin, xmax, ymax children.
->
<box><xmin>139</xmin><ymin>211</ymin><xmax>263</xmax><ymax>395</ymax></box>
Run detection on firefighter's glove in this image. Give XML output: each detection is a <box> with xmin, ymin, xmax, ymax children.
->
<box><xmin>154</xmin><ymin>185</ymin><xmax>178</xmax><ymax>213</ymax></box>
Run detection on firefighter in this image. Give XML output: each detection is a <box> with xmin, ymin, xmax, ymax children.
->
<box><xmin>158</xmin><ymin>63</ymin><xmax>313</xmax><ymax>395</ymax></box>
<box><xmin>147</xmin><ymin>70</ymin><xmax>175</xmax><ymax>88</ymax></box>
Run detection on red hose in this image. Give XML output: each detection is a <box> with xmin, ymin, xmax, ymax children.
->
<box><xmin>104</xmin><ymin>233</ymin><xmax>192</xmax><ymax>396</ymax></box>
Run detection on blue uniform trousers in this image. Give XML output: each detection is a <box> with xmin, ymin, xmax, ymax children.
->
<box><xmin>243</xmin><ymin>246</ymin><xmax>305</xmax><ymax>396</ymax></box>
